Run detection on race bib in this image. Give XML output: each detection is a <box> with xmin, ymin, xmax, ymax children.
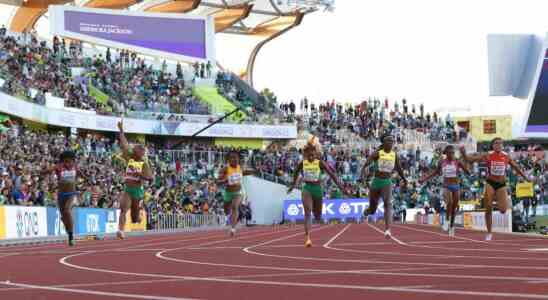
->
<box><xmin>491</xmin><ymin>162</ymin><xmax>506</xmax><ymax>176</ymax></box>
<box><xmin>303</xmin><ymin>169</ymin><xmax>320</xmax><ymax>182</ymax></box>
<box><xmin>378</xmin><ymin>159</ymin><xmax>395</xmax><ymax>173</ymax></box>
<box><xmin>228</xmin><ymin>173</ymin><xmax>242</xmax><ymax>185</ymax></box>
<box><xmin>60</xmin><ymin>170</ymin><xmax>76</xmax><ymax>182</ymax></box>
<box><xmin>442</xmin><ymin>165</ymin><xmax>457</xmax><ymax>178</ymax></box>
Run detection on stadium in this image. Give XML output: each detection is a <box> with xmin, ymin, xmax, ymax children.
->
<box><xmin>0</xmin><ymin>0</ymin><xmax>547</xmax><ymax>299</ymax></box>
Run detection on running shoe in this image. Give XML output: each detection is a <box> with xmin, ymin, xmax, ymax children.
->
<box><xmin>442</xmin><ymin>222</ymin><xmax>449</xmax><ymax>232</ymax></box>
<box><xmin>485</xmin><ymin>233</ymin><xmax>492</xmax><ymax>241</ymax></box>
<box><xmin>229</xmin><ymin>228</ymin><xmax>236</xmax><ymax>237</ymax></box>
<box><xmin>448</xmin><ymin>227</ymin><xmax>455</xmax><ymax>237</ymax></box>
<box><xmin>68</xmin><ymin>239</ymin><xmax>75</xmax><ymax>247</ymax></box>
<box><xmin>305</xmin><ymin>238</ymin><xmax>312</xmax><ymax>248</ymax></box>
<box><xmin>116</xmin><ymin>230</ymin><xmax>125</xmax><ymax>240</ymax></box>
<box><xmin>384</xmin><ymin>229</ymin><xmax>392</xmax><ymax>239</ymax></box>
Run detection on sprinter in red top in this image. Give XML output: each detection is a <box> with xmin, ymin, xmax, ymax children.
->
<box><xmin>460</xmin><ymin>138</ymin><xmax>528</xmax><ymax>241</ymax></box>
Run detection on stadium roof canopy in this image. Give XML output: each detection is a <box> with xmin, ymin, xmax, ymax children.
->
<box><xmin>3</xmin><ymin>0</ymin><xmax>333</xmax><ymax>86</ymax></box>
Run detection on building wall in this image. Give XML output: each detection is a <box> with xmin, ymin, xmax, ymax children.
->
<box><xmin>454</xmin><ymin>115</ymin><xmax>512</xmax><ymax>142</ymax></box>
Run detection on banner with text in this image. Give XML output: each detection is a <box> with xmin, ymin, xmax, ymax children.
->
<box><xmin>4</xmin><ymin>206</ymin><xmax>48</xmax><ymax>239</ymax></box>
<box><xmin>46</xmin><ymin>207</ymin><xmax>67</xmax><ymax>236</ymax></box>
<box><xmin>283</xmin><ymin>198</ymin><xmax>383</xmax><ymax>222</ymax></box>
<box><xmin>49</xmin><ymin>5</ymin><xmax>215</xmax><ymax>63</ymax></box>
<box><xmin>74</xmin><ymin>208</ymin><xmax>108</xmax><ymax>235</ymax></box>
<box><xmin>0</xmin><ymin>92</ymin><xmax>297</xmax><ymax>139</ymax></box>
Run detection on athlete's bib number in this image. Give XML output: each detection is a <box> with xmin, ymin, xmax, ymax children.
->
<box><xmin>303</xmin><ymin>170</ymin><xmax>319</xmax><ymax>182</ymax></box>
<box><xmin>491</xmin><ymin>162</ymin><xmax>506</xmax><ymax>176</ymax></box>
<box><xmin>442</xmin><ymin>165</ymin><xmax>457</xmax><ymax>178</ymax></box>
<box><xmin>378</xmin><ymin>160</ymin><xmax>395</xmax><ymax>173</ymax></box>
<box><xmin>60</xmin><ymin>170</ymin><xmax>76</xmax><ymax>182</ymax></box>
<box><xmin>228</xmin><ymin>173</ymin><xmax>242</xmax><ymax>185</ymax></box>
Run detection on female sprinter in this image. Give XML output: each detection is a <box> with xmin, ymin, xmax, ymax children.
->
<box><xmin>117</xmin><ymin>120</ymin><xmax>153</xmax><ymax>239</ymax></box>
<box><xmin>218</xmin><ymin>150</ymin><xmax>257</xmax><ymax>237</ymax></box>
<box><xmin>460</xmin><ymin>138</ymin><xmax>528</xmax><ymax>241</ymax></box>
<box><xmin>288</xmin><ymin>140</ymin><xmax>349</xmax><ymax>247</ymax></box>
<box><xmin>419</xmin><ymin>145</ymin><xmax>470</xmax><ymax>236</ymax></box>
<box><xmin>361</xmin><ymin>134</ymin><xmax>407</xmax><ymax>239</ymax></box>
<box><xmin>43</xmin><ymin>150</ymin><xmax>82</xmax><ymax>246</ymax></box>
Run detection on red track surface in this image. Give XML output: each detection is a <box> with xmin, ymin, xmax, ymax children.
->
<box><xmin>1</xmin><ymin>223</ymin><xmax>548</xmax><ymax>300</ymax></box>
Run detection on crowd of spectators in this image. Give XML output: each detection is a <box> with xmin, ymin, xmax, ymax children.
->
<box><xmin>0</xmin><ymin>30</ymin><xmax>219</xmax><ymax>118</ymax></box>
<box><xmin>0</xmin><ymin>122</ymin><xmax>228</xmax><ymax>220</ymax></box>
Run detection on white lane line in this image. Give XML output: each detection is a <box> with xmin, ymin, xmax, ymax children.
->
<box><xmin>393</xmin><ymin>224</ymin><xmax>487</xmax><ymax>244</ymax></box>
<box><xmin>57</xmin><ymin>228</ymin><xmax>548</xmax><ymax>298</ymax></box>
<box><xmin>0</xmin><ymin>278</ymin><xmax>186</xmax><ymax>292</ymax></box>
<box><xmin>215</xmin><ymin>265</ymin><xmax>480</xmax><ymax>280</ymax></box>
<box><xmin>323</xmin><ymin>224</ymin><xmax>351</xmax><ymax>247</ymax></box>
<box><xmin>158</xmin><ymin>226</ymin><xmax>335</xmax><ymax>273</ymax></box>
<box><xmin>0</xmin><ymin>281</ymin><xmax>200</xmax><ymax>300</ymax></box>
<box><xmin>49</xmin><ymin>256</ymin><xmax>548</xmax><ymax>300</ymax></box>
<box><xmin>393</xmin><ymin>225</ymin><xmax>548</xmax><ymax>255</ymax></box>
<box><xmin>366</xmin><ymin>223</ymin><xmax>407</xmax><ymax>245</ymax></box>
<box><xmin>326</xmin><ymin>224</ymin><xmax>548</xmax><ymax>262</ymax></box>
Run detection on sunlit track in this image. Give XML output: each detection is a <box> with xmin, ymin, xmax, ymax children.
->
<box><xmin>0</xmin><ymin>223</ymin><xmax>547</xmax><ymax>300</ymax></box>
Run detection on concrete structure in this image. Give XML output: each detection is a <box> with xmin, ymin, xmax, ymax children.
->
<box><xmin>454</xmin><ymin>115</ymin><xmax>513</xmax><ymax>142</ymax></box>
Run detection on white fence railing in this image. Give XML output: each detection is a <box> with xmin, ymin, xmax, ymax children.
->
<box><xmin>147</xmin><ymin>213</ymin><xmax>227</xmax><ymax>231</ymax></box>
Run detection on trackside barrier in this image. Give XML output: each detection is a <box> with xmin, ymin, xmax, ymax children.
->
<box><xmin>282</xmin><ymin>198</ymin><xmax>384</xmax><ymax>224</ymax></box>
<box><xmin>0</xmin><ymin>205</ymin><xmax>227</xmax><ymax>241</ymax></box>
<box><xmin>147</xmin><ymin>213</ymin><xmax>227</xmax><ymax>231</ymax></box>
<box><xmin>415</xmin><ymin>211</ymin><xmax>512</xmax><ymax>233</ymax></box>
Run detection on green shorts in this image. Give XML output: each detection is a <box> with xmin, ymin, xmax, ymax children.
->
<box><xmin>125</xmin><ymin>185</ymin><xmax>144</xmax><ymax>201</ymax></box>
<box><xmin>303</xmin><ymin>183</ymin><xmax>323</xmax><ymax>201</ymax></box>
<box><xmin>223</xmin><ymin>190</ymin><xmax>241</xmax><ymax>203</ymax></box>
<box><xmin>371</xmin><ymin>177</ymin><xmax>392</xmax><ymax>191</ymax></box>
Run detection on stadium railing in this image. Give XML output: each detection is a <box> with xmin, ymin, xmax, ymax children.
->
<box><xmin>148</xmin><ymin>213</ymin><xmax>228</xmax><ymax>231</ymax></box>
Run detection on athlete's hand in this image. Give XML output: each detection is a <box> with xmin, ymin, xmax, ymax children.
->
<box><xmin>117</xmin><ymin>119</ymin><xmax>124</xmax><ymax>131</ymax></box>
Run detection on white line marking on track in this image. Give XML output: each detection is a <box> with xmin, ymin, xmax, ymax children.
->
<box><xmin>158</xmin><ymin>226</ymin><xmax>335</xmax><ymax>272</ymax></box>
<box><xmin>393</xmin><ymin>224</ymin><xmax>548</xmax><ymax>254</ymax></box>
<box><xmin>0</xmin><ymin>278</ymin><xmax>187</xmax><ymax>292</ymax></box>
<box><xmin>56</xmin><ymin>226</ymin><xmax>548</xmax><ymax>298</ymax></box>
<box><xmin>51</xmin><ymin>257</ymin><xmax>548</xmax><ymax>300</ymax></box>
<box><xmin>215</xmin><ymin>265</ymin><xmax>480</xmax><ymax>280</ymax></box>
<box><xmin>0</xmin><ymin>281</ymin><xmax>200</xmax><ymax>300</ymax></box>
<box><xmin>323</xmin><ymin>224</ymin><xmax>351</xmax><ymax>247</ymax></box>
<box><xmin>330</xmin><ymin>224</ymin><xmax>548</xmax><ymax>262</ymax></box>
<box><xmin>527</xmin><ymin>248</ymin><xmax>548</xmax><ymax>252</ymax></box>
<box><xmin>366</xmin><ymin>223</ymin><xmax>407</xmax><ymax>245</ymax></box>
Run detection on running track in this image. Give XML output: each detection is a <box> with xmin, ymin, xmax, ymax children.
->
<box><xmin>1</xmin><ymin>223</ymin><xmax>548</xmax><ymax>300</ymax></box>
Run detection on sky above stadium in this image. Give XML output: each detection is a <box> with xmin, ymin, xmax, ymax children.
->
<box><xmin>252</xmin><ymin>0</ymin><xmax>548</xmax><ymax>136</ymax></box>
<box><xmin>1</xmin><ymin>0</ymin><xmax>548</xmax><ymax>136</ymax></box>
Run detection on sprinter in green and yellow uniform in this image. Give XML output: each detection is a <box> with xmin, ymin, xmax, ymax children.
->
<box><xmin>361</xmin><ymin>134</ymin><xmax>407</xmax><ymax>239</ymax></box>
<box><xmin>116</xmin><ymin>119</ymin><xmax>153</xmax><ymax>239</ymax></box>
<box><xmin>288</xmin><ymin>141</ymin><xmax>349</xmax><ymax>247</ymax></box>
<box><xmin>217</xmin><ymin>150</ymin><xmax>257</xmax><ymax>237</ymax></box>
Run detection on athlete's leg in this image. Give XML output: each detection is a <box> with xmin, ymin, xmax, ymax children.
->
<box><xmin>483</xmin><ymin>183</ymin><xmax>495</xmax><ymax>236</ymax></box>
<box><xmin>302</xmin><ymin>190</ymin><xmax>313</xmax><ymax>246</ymax></box>
<box><xmin>61</xmin><ymin>195</ymin><xmax>75</xmax><ymax>245</ymax></box>
<box><xmin>366</xmin><ymin>189</ymin><xmax>381</xmax><ymax>219</ymax></box>
<box><xmin>495</xmin><ymin>186</ymin><xmax>510</xmax><ymax>214</ymax></box>
<box><xmin>380</xmin><ymin>184</ymin><xmax>393</xmax><ymax>232</ymax></box>
<box><xmin>130</xmin><ymin>198</ymin><xmax>142</xmax><ymax>224</ymax></box>
<box><xmin>117</xmin><ymin>192</ymin><xmax>131</xmax><ymax>239</ymax></box>
<box><xmin>230</xmin><ymin>194</ymin><xmax>242</xmax><ymax>231</ymax></box>
<box><xmin>450</xmin><ymin>190</ymin><xmax>460</xmax><ymax>229</ymax></box>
